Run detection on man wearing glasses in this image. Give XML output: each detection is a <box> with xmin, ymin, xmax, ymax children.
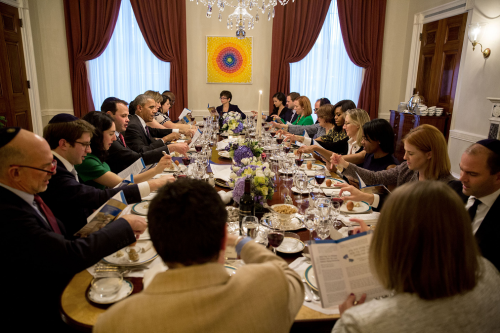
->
<box><xmin>40</xmin><ymin>114</ymin><xmax>172</xmax><ymax>236</ymax></box>
<box><xmin>0</xmin><ymin>127</ymin><xmax>147</xmax><ymax>332</ymax></box>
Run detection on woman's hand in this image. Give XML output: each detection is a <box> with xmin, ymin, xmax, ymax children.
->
<box><xmin>348</xmin><ymin>219</ymin><xmax>370</xmax><ymax>234</ymax></box>
<box><xmin>339</xmin><ymin>293</ymin><xmax>367</xmax><ymax>316</ymax></box>
<box><xmin>284</xmin><ymin>133</ymin><xmax>304</xmax><ymax>144</ymax></box>
<box><xmin>330</xmin><ymin>153</ymin><xmax>349</xmax><ymax>170</ymax></box>
<box><xmin>276</xmin><ymin>129</ymin><xmax>289</xmax><ymax>137</ymax></box>
<box><xmin>338</xmin><ymin>184</ymin><xmax>375</xmax><ymax>205</ymax></box>
<box><xmin>297</xmin><ymin>145</ymin><xmax>315</xmax><ymax>154</ymax></box>
<box><xmin>270</xmin><ymin>114</ymin><xmax>281</xmax><ymax>120</ymax></box>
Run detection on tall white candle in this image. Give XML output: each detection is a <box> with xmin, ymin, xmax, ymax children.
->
<box><xmin>256</xmin><ymin>90</ymin><xmax>263</xmax><ymax>136</ymax></box>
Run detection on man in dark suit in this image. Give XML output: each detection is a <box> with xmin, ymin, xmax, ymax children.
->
<box><xmin>102</xmin><ymin>97</ymin><xmax>187</xmax><ymax>173</ymax></box>
<box><xmin>0</xmin><ymin>127</ymin><xmax>147</xmax><ymax>332</ymax></box>
<box><xmin>40</xmin><ymin>114</ymin><xmax>172</xmax><ymax>236</ymax></box>
<box><xmin>125</xmin><ymin>94</ymin><xmax>190</xmax><ymax>155</ymax></box>
<box><xmin>287</xmin><ymin>92</ymin><xmax>300</xmax><ymax>124</ymax></box>
<box><xmin>457</xmin><ymin>139</ymin><xmax>500</xmax><ymax>271</ymax></box>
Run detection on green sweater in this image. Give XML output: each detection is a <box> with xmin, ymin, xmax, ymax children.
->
<box><xmin>292</xmin><ymin>115</ymin><xmax>314</xmax><ymax>126</ymax></box>
<box><xmin>74</xmin><ymin>153</ymin><xmax>110</xmax><ymax>190</ymax></box>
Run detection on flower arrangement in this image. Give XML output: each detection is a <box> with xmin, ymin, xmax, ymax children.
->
<box><xmin>221</xmin><ymin>111</ymin><xmax>245</xmax><ymax>134</ymax></box>
<box><xmin>225</xmin><ymin>140</ymin><xmax>263</xmax><ymax>166</ymax></box>
<box><xmin>229</xmin><ymin>159</ymin><xmax>275</xmax><ymax>206</ymax></box>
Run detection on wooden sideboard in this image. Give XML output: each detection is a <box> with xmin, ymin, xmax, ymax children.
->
<box><xmin>389</xmin><ymin>110</ymin><xmax>450</xmax><ymax>162</ymax></box>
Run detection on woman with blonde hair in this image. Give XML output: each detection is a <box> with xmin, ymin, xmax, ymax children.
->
<box><xmin>332</xmin><ymin>181</ymin><xmax>500</xmax><ymax>332</ymax></box>
<box><xmin>344</xmin><ymin>108</ymin><xmax>370</xmax><ymax>155</ymax></box>
<box><xmin>331</xmin><ymin>124</ymin><xmax>455</xmax><ymax>209</ymax></box>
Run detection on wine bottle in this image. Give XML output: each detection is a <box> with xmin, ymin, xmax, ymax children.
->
<box><xmin>239</xmin><ymin>178</ymin><xmax>254</xmax><ymax>235</ymax></box>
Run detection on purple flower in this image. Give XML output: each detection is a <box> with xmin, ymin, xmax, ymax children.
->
<box><xmin>232</xmin><ymin>176</ymin><xmax>248</xmax><ymax>202</ymax></box>
<box><xmin>233</xmin><ymin>122</ymin><xmax>244</xmax><ymax>134</ymax></box>
<box><xmin>233</xmin><ymin>145</ymin><xmax>254</xmax><ymax>165</ymax></box>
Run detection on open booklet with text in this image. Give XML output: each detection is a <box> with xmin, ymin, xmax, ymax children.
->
<box><xmin>309</xmin><ymin>232</ymin><xmax>390</xmax><ymax>308</ymax></box>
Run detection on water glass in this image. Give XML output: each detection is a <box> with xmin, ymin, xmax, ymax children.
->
<box><xmin>316</xmin><ymin>219</ymin><xmax>331</xmax><ymax>240</ymax></box>
<box><xmin>242</xmin><ymin>216</ymin><xmax>259</xmax><ymax>239</ymax></box>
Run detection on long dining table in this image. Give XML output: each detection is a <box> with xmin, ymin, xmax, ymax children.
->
<box><xmin>59</xmin><ymin>136</ymin><xmax>341</xmax><ymax>332</ymax></box>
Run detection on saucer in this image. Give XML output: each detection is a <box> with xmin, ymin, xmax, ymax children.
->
<box><xmin>88</xmin><ymin>279</ymin><xmax>133</xmax><ymax>304</ymax></box>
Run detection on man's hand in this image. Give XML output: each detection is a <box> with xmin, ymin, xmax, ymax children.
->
<box><xmin>147</xmin><ymin>175</ymin><xmax>175</xmax><ymax>192</ymax></box>
<box><xmin>339</xmin><ymin>293</ymin><xmax>367</xmax><ymax>316</ymax></box>
<box><xmin>154</xmin><ymin>154</ymin><xmax>172</xmax><ymax>173</ymax></box>
<box><xmin>167</xmin><ymin>142</ymin><xmax>189</xmax><ymax>156</ymax></box>
<box><xmin>297</xmin><ymin>145</ymin><xmax>315</xmax><ymax>154</ymax></box>
<box><xmin>120</xmin><ymin>214</ymin><xmax>148</xmax><ymax>239</ymax></box>
<box><xmin>163</xmin><ymin>132</ymin><xmax>180</xmax><ymax>142</ymax></box>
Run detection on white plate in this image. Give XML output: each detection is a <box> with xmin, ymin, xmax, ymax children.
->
<box><xmin>305</xmin><ymin>265</ymin><xmax>318</xmax><ymax>291</ymax></box>
<box><xmin>88</xmin><ymin>279</ymin><xmax>133</xmax><ymax>304</ymax></box>
<box><xmin>164</xmin><ymin>163</ymin><xmax>186</xmax><ymax>173</ymax></box>
<box><xmin>260</xmin><ymin>214</ymin><xmax>305</xmax><ymax>231</ymax></box>
<box><xmin>301</xmin><ymin>153</ymin><xmax>315</xmax><ymax>161</ymax></box>
<box><xmin>340</xmin><ymin>201</ymin><xmax>371</xmax><ymax>214</ymax></box>
<box><xmin>291</xmin><ymin>186</ymin><xmax>312</xmax><ymax>194</ymax></box>
<box><xmin>277</xmin><ymin>237</ymin><xmax>305</xmax><ymax>254</ymax></box>
<box><xmin>132</xmin><ymin>201</ymin><xmax>150</xmax><ymax>216</ymax></box>
<box><xmin>278</xmin><ymin>168</ymin><xmax>294</xmax><ymax>174</ymax></box>
<box><xmin>103</xmin><ymin>241</ymin><xmax>158</xmax><ymax>266</ymax></box>
<box><xmin>299</xmin><ymin>164</ymin><xmax>325</xmax><ymax>171</ymax></box>
<box><xmin>225</xmin><ymin>265</ymin><xmax>237</xmax><ymax>276</ymax></box>
<box><xmin>218</xmin><ymin>151</ymin><xmax>231</xmax><ymax>159</ymax></box>
<box><xmin>308</xmin><ymin>177</ymin><xmax>346</xmax><ymax>189</ymax></box>
<box><xmin>139</xmin><ymin>227</ymin><xmax>150</xmax><ymax>240</ymax></box>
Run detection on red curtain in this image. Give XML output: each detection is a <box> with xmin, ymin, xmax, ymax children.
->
<box><xmin>269</xmin><ymin>0</ymin><xmax>331</xmax><ymax>112</ymax></box>
<box><xmin>337</xmin><ymin>0</ymin><xmax>387</xmax><ymax>119</ymax></box>
<box><xmin>130</xmin><ymin>0</ymin><xmax>187</xmax><ymax>120</ymax></box>
<box><xmin>63</xmin><ymin>0</ymin><xmax>121</xmax><ymax>118</ymax></box>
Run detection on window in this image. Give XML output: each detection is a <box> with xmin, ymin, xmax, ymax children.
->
<box><xmin>290</xmin><ymin>0</ymin><xmax>362</xmax><ymax>120</ymax></box>
<box><xmin>88</xmin><ymin>0</ymin><xmax>170</xmax><ymax>109</ymax></box>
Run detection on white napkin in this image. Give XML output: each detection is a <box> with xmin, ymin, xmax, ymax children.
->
<box><xmin>218</xmin><ymin>190</ymin><xmax>233</xmax><ymax>204</ymax></box>
<box><xmin>141</xmin><ymin>192</ymin><xmax>158</xmax><ymax>201</ymax></box>
<box><xmin>289</xmin><ymin>257</ymin><xmax>340</xmax><ymax>315</ymax></box>
<box><xmin>217</xmin><ymin>141</ymin><xmax>230</xmax><ymax>151</ymax></box>
<box><xmin>211</xmin><ymin>164</ymin><xmax>232</xmax><ymax>182</ymax></box>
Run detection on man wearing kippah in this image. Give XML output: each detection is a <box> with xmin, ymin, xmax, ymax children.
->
<box><xmin>458</xmin><ymin>139</ymin><xmax>500</xmax><ymax>270</ymax></box>
<box><xmin>0</xmin><ymin>127</ymin><xmax>148</xmax><ymax>332</ymax></box>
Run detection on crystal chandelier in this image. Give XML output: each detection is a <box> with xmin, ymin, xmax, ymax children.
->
<box><xmin>190</xmin><ymin>0</ymin><xmax>294</xmax><ymax>39</ymax></box>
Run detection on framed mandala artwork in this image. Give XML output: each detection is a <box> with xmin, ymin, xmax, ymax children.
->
<box><xmin>206</xmin><ymin>36</ymin><xmax>253</xmax><ymax>84</ymax></box>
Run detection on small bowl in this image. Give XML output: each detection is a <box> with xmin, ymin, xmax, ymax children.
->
<box><xmin>271</xmin><ymin>204</ymin><xmax>298</xmax><ymax>226</ymax></box>
<box><xmin>91</xmin><ymin>271</ymin><xmax>123</xmax><ymax>298</ymax></box>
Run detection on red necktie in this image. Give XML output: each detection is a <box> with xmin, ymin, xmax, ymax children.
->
<box><xmin>34</xmin><ymin>194</ymin><xmax>62</xmax><ymax>234</ymax></box>
<box><xmin>119</xmin><ymin>133</ymin><xmax>127</xmax><ymax>147</ymax></box>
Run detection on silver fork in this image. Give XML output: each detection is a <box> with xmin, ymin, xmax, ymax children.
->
<box><xmin>301</xmin><ymin>278</ymin><xmax>312</xmax><ymax>302</ymax></box>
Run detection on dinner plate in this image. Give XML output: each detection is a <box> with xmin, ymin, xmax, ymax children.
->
<box><xmin>163</xmin><ymin>163</ymin><xmax>186</xmax><ymax>173</ymax></box>
<box><xmin>103</xmin><ymin>241</ymin><xmax>158</xmax><ymax>266</ymax></box>
<box><xmin>308</xmin><ymin>177</ymin><xmax>346</xmax><ymax>189</ymax></box>
<box><xmin>299</xmin><ymin>164</ymin><xmax>325</xmax><ymax>171</ymax></box>
<box><xmin>340</xmin><ymin>201</ymin><xmax>371</xmax><ymax>214</ymax></box>
<box><xmin>301</xmin><ymin>153</ymin><xmax>315</xmax><ymax>161</ymax></box>
<box><xmin>88</xmin><ymin>279</ymin><xmax>133</xmax><ymax>305</ymax></box>
<box><xmin>132</xmin><ymin>201</ymin><xmax>150</xmax><ymax>216</ymax></box>
<box><xmin>305</xmin><ymin>265</ymin><xmax>318</xmax><ymax>291</ymax></box>
<box><xmin>291</xmin><ymin>186</ymin><xmax>312</xmax><ymax>194</ymax></box>
<box><xmin>225</xmin><ymin>265</ymin><xmax>237</xmax><ymax>276</ymax></box>
<box><xmin>278</xmin><ymin>168</ymin><xmax>294</xmax><ymax>174</ymax></box>
<box><xmin>218</xmin><ymin>151</ymin><xmax>231</xmax><ymax>159</ymax></box>
<box><xmin>276</xmin><ymin>237</ymin><xmax>305</xmax><ymax>254</ymax></box>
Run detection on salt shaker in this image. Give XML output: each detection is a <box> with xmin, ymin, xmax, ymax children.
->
<box><xmin>208</xmin><ymin>173</ymin><xmax>215</xmax><ymax>187</ymax></box>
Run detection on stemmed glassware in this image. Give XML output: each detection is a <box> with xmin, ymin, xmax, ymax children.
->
<box><xmin>267</xmin><ymin>216</ymin><xmax>285</xmax><ymax>254</ymax></box>
<box><xmin>293</xmin><ymin>171</ymin><xmax>309</xmax><ymax>203</ymax></box>
<box><xmin>242</xmin><ymin>216</ymin><xmax>259</xmax><ymax>239</ymax></box>
<box><xmin>304</xmin><ymin>205</ymin><xmax>318</xmax><ymax>243</ymax></box>
<box><xmin>316</xmin><ymin>219</ymin><xmax>331</xmax><ymax>240</ymax></box>
<box><xmin>314</xmin><ymin>168</ymin><xmax>326</xmax><ymax>194</ymax></box>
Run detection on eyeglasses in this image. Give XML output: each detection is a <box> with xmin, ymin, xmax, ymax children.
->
<box><xmin>10</xmin><ymin>159</ymin><xmax>57</xmax><ymax>175</ymax></box>
<box><xmin>313</xmin><ymin>108</ymin><xmax>319</xmax><ymax>112</ymax></box>
<box><xmin>75</xmin><ymin>141</ymin><xmax>91</xmax><ymax>150</ymax></box>
<box><xmin>220</xmin><ymin>97</ymin><xmax>228</xmax><ymax>100</ymax></box>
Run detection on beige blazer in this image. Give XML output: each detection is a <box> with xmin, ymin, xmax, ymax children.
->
<box><xmin>93</xmin><ymin>241</ymin><xmax>304</xmax><ymax>333</ymax></box>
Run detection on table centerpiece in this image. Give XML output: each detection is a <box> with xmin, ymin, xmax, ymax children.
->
<box><xmin>221</xmin><ymin>111</ymin><xmax>246</xmax><ymax>135</ymax></box>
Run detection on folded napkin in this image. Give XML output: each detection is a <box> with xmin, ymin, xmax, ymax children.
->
<box><xmin>289</xmin><ymin>257</ymin><xmax>340</xmax><ymax>315</ymax></box>
<box><xmin>339</xmin><ymin>212</ymin><xmax>380</xmax><ymax>225</ymax></box>
<box><xmin>211</xmin><ymin>164</ymin><xmax>232</xmax><ymax>182</ymax></box>
<box><xmin>217</xmin><ymin>141</ymin><xmax>230</xmax><ymax>151</ymax></box>
<box><xmin>218</xmin><ymin>190</ymin><xmax>233</xmax><ymax>204</ymax></box>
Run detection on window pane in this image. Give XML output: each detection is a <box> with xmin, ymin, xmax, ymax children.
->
<box><xmin>88</xmin><ymin>0</ymin><xmax>170</xmax><ymax>109</ymax></box>
<box><xmin>290</xmin><ymin>0</ymin><xmax>362</xmax><ymax>121</ymax></box>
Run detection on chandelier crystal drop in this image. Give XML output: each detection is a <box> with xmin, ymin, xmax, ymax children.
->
<box><xmin>190</xmin><ymin>0</ymin><xmax>292</xmax><ymax>39</ymax></box>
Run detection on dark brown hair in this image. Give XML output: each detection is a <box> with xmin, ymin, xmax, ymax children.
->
<box><xmin>43</xmin><ymin>119</ymin><xmax>95</xmax><ymax>150</ymax></box>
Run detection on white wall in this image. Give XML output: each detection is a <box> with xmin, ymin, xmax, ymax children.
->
<box><xmin>185</xmin><ymin>1</ymin><xmax>273</xmax><ymax>118</ymax></box>
<box><xmin>27</xmin><ymin>0</ymin><xmax>73</xmax><ymax>127</ymax></box>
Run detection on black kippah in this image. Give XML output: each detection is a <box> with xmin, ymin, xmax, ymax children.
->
<box><xmin>0</xmin><ymin>127</ymin><xmax>20</xmax><ymax>149</ymax></box>
<box><xmin>48</xmin><ymin>113</ymin><xmax>78</xmax><ymax>124</ymax></box>
<box><xmin>477</xmin><ymin>139</ymin><xmax>500</xmax><ymax>156</ymax></box>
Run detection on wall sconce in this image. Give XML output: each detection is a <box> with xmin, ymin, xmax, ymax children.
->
<box><xmin>468</xmin><ymin>23</ymin><xmax>491</xmax><ymax>59</ymax></box>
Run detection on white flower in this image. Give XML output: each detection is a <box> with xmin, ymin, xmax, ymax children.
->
<box><xmin>270</xmin><ymin>172</ymin><xmax>275</xmax><ymax>177</ymax></box>
<box><xmin>264</xmin><ymin>169</ymin><xmax>270</xmax><ymax>176</ymax></box>
<box><xmin>262</xmin><ymin>162</ymin><xmax>270</xmax><ymax>168</ymax></box>
<box><xmin>241</xmin><ymin>158</ymin><xmax>249</xmax><ymax>165</ymax></box>
<box><xmin>232</xmin><ymin>166</ymin><xmax>240</xmax><ymax>172</ymax></box>
<box><xmin>256</xmin><ymin>171</ymin><xmax>265</xmax><ymax>178</ymax></box>
<box><xmin>230</xmin><ymin>172</ymin><xmax>237</xmax><ymax>179</ymax></box>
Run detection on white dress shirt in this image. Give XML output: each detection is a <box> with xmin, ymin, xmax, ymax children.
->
<box><xmin>52</xmin><ymin>151</ymin><xmax>78</xmax><ymax>181</ymax></box>
<box><xmin>466</xmin><ymin>187</ymin><xmax>500</xmax><ymax>234</ymax></box>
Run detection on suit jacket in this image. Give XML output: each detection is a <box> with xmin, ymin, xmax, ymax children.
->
<box><xmin>124</xmin><ymin>114</ymin><xmax>172</xmax><ymax>154</ymax></box>
<box><xmin>449</xmin><ymin>182</ymin><xmax>500</xmax><ymax>271</ymax></box>
<box><xmin>1</xmin><ymin>185</ymin><xmax>135</xmax><ymax>332</ymax></box>
<box><xmin>266</xmin><ymin>107</ymin><xmax>292</xmax><ymax>123</ymax></box>
<box><xmin>94</xmin><ymin>241</ymin><xmax>304</xmax><ymax>333</ymax></box>
<box><xmin>107</xmin><ymin>138</ymin><xmax>166</xmax><ymax>174</ymax></box>
<box><xmin>40</xmin><ymin>156</ymin><xmax>142</xmax><ymax>236</ymax></box>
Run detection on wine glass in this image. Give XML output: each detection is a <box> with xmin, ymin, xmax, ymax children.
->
<box><xmin>314</xmin><ymin>168</ymin><xmax>326</xmax><ymax>194</ymax></box>
<box><xmin>316</xmin><ymin>198</ymin><xmax>331</xmax><ymax>219</ymax></box>
<box><xmin>293</xmin><ymin>171</ymin><xmax>309</xmax><ymax>203</ymax></box>
<box><xmin>267</xmin><ymin>218</ymin><xmax>285</xmax><ymax>254</ymax></box>
<box><xmin>330</xmin><ymin>195</ymin><xmax>343</xmax><ymax>229</ymax></box>
<box><xmin>304</xmin><ymin>205</ymin><xmax>318</xmax><ymax>243</ymax></box>
<box><xmin>242</xmin><ymin>216</ymin><xmax>259</xmax><ymax>239</ymax></box>
<box><xmin>315</xmin><ymin>219</ymin><xmax>331</xmax><ymax>240</ymax></box>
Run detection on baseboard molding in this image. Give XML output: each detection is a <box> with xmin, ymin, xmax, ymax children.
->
<box><xmin>378</xmin><ymin>112</ymin><xmax>390</xmax><ymax>120</ymax></box>
<box><xmin>449</xmin><ymin>129</ymin><xmax>487</xmax><ymax>144</ymax></box>
<box><xmin>42</xmin><ymin>109</ymin><xmax>75</xmax><ymax>117</ymax></box>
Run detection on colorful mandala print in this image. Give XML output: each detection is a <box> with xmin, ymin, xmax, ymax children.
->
<box><xmin>207</xmin><ymin>36</ymin><xmax>252</xmax><ymax>84</ymax></box>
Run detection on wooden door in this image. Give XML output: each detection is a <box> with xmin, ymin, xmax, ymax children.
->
<box><xmin>0</xmin><ymin>2</ymin><xmax>32</xmax><ymax>130</ymax></box>
<box><xmin>415</xmin><ymin>13</ymin><xmax>467</xmax><ymax>139</ymax></box>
